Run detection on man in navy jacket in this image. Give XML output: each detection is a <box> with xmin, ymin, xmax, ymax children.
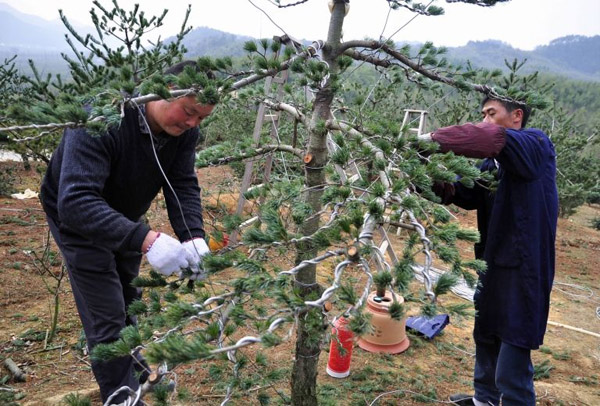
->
<box><xmin>40</xmin><ymin>61</ymin><xmax>215</xmax><ymax>404</ymax></box>
<box><xmin>425</xmin><ymin>97</ymin><xmax>558</xmax><ymax>406</ymax></box>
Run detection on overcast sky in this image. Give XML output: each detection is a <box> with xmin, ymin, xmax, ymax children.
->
<box><xmin>2</xmin><ymin>0</ymin><xmax>600</xmax><ymax>50</ymax></box>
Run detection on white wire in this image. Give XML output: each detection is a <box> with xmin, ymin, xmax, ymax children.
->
<box><xmin>386</xmin><ymin>1</ymin><xmax>435</xmax><ymax>42</ymax></box>
<box><xmin>379</xmin><ymin>4</ymin><xmax>394</xmax><ymax>40</ymax></box>
<box><xmin>339</xmin><ymin>0</ymin><xmax>434</xmax><ymax>86</ymax></box>
<box><xmin>132</xmin><ymin>101</ymin><xmax>202</xmax><ymax>258</ymax></box>
<box><xmin>116</xmin><ymin>6</ymin><xmax>463</xmax><ymax>404</ymax></box>
<box><xmin>554</xmin><ymin>281</ymin><xmax>595</xmax><ymax>300</ymax></box>
<box><xmin>246</xmin><ymin>0</ymin><xmax>291</xmax><ymax>38</ymax></box>
<box><xmin>368</xmin><ymin>388</ymin><xmax>455</xmax><ymax>405</ymax></box>
<box><xmin>268</xmin><ymin>111</ymin><xmax>290</xmax><ymax>179</ymax></box>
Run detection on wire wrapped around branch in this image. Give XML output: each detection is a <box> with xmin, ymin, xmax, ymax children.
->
<box><xmin>197</xmin><ymin>144</ymin><xmax>305</xmax><ymax>167</ymax></box>
<box><xmin>340</xmin><ymin>39</ymin><xmax>528</xmax><ymax>106</ymax></box>
<box><xmin>304</xmin><ymin>259</ymin><xmax>373</xmax><ymax>311</ymax></box>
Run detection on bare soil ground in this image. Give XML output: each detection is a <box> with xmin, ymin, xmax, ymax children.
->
<box><xmin>1</xmin><ymin>162</ymin><xmax>599</xmax><ymax>406</ymax></box>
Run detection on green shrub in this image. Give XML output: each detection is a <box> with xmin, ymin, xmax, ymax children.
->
<box><xmin>0</xmin><ymin>166</ymin><xmax>16</xmax><ymax>197</ymax></box>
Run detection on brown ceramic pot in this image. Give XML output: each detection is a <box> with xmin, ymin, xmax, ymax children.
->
<box><xmin>358</xmin><ymin>290</ymin><xmax>410</xmax><ymax>354</ymax></box>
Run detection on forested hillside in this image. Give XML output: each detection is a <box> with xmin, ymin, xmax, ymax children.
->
<box><xmin>176</xmin><ymin>27</ymin><xmax>254</xmax><ymax>58</ymax></box>
<box><xmin>536</xmin><ymin>36</ymin><xmax>599</xmax><ymax>77</ymax></box>
<box><xmin>2</xmin><ymin>3</ymin><xmax>599</xmax><ymax>214</ymax></box>
<box><xmin>450</xmin><ymin>36</ymin><xmax>600</xmax><ymax>82</ymax></box>
<box><xmin>170</xmin><ymin>28</ymin><xmax>600</xmax><ymax>82</ymax></box>
<box><xmin>2</xmin><ymin>1</ymin><xmax>599</xmax><ymax>82</ymax></box>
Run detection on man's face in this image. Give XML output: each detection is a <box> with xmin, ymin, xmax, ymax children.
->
<box><xmin>148</xmin><ymin>95</ymin><xmax>215</xmax><ymax>136</ymax></box>
<box><xmin>481</xmin><ymin>99</ymin><xmax>522</xmax><ymax>130</ymax></box>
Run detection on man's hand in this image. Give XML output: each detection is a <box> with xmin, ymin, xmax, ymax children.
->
<box><xmin>145</xmin><ymin>233</ymin><xmax>190</xmax><ymax>276</ymax></box>
<box><xmin>182</xmin><ymin>238</ymin><xmax>210</xmax><ymax>266</ymax></box>
<box><xmin>182</xmin><ymin>238</ymin><xmax>210</xmax><ymax>280</ymax></box>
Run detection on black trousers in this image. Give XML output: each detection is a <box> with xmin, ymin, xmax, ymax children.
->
<box><xmin>47</xmin><ymin>217</ymin><xmax>149</xmax><ymax>404</ymax></box>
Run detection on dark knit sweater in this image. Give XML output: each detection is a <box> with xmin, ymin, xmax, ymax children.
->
<box><xmin>40</xmin><ymin>106</ymin><xmax>205</xmax><ymax>253</ymax></box>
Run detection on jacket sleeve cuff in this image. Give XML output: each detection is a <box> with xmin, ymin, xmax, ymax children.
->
<box><xmin>128</xmin><ymin>222</ymin><xmax>152</xmax><ymax>252</ymax></box>
<box><xmin>431</xmin><ymin>122</ymin><xmax>506</xmax><ymax>158</ymax></box>
<box><xmin>432</xmin><ymin>181</ymin><xmax>456</xmax><ymax>204</ymax></box>
<box><xmin>177</xmin><ymin>229</ymin><xmax>206</xmax><ymax>242</ymax></box>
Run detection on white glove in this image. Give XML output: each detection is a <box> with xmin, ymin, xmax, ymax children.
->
<box><xmin>146</xmin><ymin>233</ymin><xmax>190</xmax><ymax>276</ymax></box>
<box><xmin>181</xmin><ymin>238</ymin><xmax>210</xmax><ymax>280</ymax></box>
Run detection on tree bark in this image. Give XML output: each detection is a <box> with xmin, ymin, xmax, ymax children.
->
<box><xmin>290</xmin><ymin>2</ymin><xmax>346</xmax><ymax>405</ymax></box>
<box><xmin>3</xmin><ymin>358</ymin><xmax>26</xmax><ymax>382</ymax></box>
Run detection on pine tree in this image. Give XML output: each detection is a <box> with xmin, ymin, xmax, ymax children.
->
<box><xmin>2</xmin><ymin>1</ymin><xmax>570</xmax><ymax>405</ymax></box>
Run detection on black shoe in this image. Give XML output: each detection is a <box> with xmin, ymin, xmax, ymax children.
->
<box><xmin>449</xmin><ymin>394</ymin><xmax>494</xmax><ymax>406</ymax></box>
<box><xmin>449</xmin><ymin>393</ymin><xmax>475</xmax><ymax>406</ymax></box>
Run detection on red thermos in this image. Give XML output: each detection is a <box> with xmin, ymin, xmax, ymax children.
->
<box><xmin>326</xmin><ymin>316</ymin><xmax>354</xmax><ymax>378</ymax></box>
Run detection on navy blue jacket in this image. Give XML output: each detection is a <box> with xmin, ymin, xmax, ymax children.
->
<box><xmin>40</xmin><ymin>105</ymin><xmax>205</xmax><ymax>253</ymax></box>
<box><xmin>435</xmin><ymin>124</ymin><xmax>558</xmax><ymax>349</ymax></box>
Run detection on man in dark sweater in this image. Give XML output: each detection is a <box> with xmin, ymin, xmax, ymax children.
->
<box><xmin>423</xmin><ymin>97</ymin><xmax>558</xmax><ymax>406</ymax></box>
<box><xmin>40</xmin><ymin>61</ymin><xmax>215</xmax><ymax>404</ymax></box>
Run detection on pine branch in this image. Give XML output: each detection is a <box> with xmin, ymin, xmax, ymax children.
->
<box><xmin>197</xmin><ymin>144</ymin><xmax>304</xmax><ymax>167</ymax></box>
<box><xmin>2</xmin><ymin>40</ymin><xmax>326</xmax><ymax>134</ymax></box>
<box><xmin>150</xmin><ymin>292</ymin><xmax>239</xmax><ymax>345</ymax></box>
<box><xmin>385</xmin><ymin>220</ymin><xmax>418</xmax><ymax>232</ymax></box>
<box><xmin>343</xmin><ymin>49</ymin><xmax>398</xmax><ymax>69</ymax></box>
<box><xmin>243</xmin><ymin>205</ymin><xmax>345</xmax><ymax>251</ymax></box>
<box><xmin>304</xmin><ymin>259</ymin><xmax>373</xmax><ymax>311</ymax></box>
<box><xmin>328</xmin><ymin>116</ymin><xmax>450</xmax><ymax>303</ymax></box>
<box><xmin>446</xmin><ymin>0</ymin><xmax>510</xmax><ymax>6</ymax></box>
<box><xmin>433</xmin><ymin>272</ymin><xmax>459</xmax><ymax>296</ymax></box>
<box><xmin>262</xmin><ymin>100</ymin><xmax>308</xmax><ymax>127</ymax></box>
<box><xmin>340</xmin><ymin>40</ymin><xmax>523</xmax><ymax>104</ymax></box>
<box><xmin>266</xmin><ymin>0</ymin><xmax>311</xmax><ymax>7</ymax></box>
<box><xmin>325</xmin><ymin>118</ymin><xmax>439</xmax><ymax>303</ymax></box>
<box><xmin>327</xmin><ymin>119</ymin><xmax>390</xmax><ymax>188</ymax></box>
<box><xmin>386</xmin><ymin>1</ymin><xmax>443</xmax><ymax>16</ymax></box>
<box><xmin>0</xmin><ymin>117</ymin><xmax>104</xmax><ymax>134</ymax></box>
<box><xmin>279</xmin><ymin>249</ymin><xmax>346</xmax><ymax>277</ymax></box>
<box><xmin>230</xmin><ymin>40</ymin><xmax>325</xmax><ymax>91</ymax></box>
<box><xmin>0</xmin><ymin>89</ymin><xmax>215</xmax><ymax>134</ymax></box>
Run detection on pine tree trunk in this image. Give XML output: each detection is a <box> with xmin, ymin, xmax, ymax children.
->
<box><xmin>290</xmin><ymin>3</ymin><xmax>345</xmax><ymax>405</ymax></box>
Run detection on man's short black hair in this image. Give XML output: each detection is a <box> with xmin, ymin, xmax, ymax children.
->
<box><xmin>481</xmin><ymin>95</ymin><xmax>532</xmax><ymax>128</ymax></box>
<box><xmin>163</xmin><ymin>60</ymin><xmax>219</xmax><ymax>105</ymax></box>
<box><xmin>165</xmin><ymin>60</ymin><xmax>215</xmax><ymax>79</ymax></box>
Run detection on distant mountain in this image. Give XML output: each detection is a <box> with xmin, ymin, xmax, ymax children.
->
<box><xmin>535</xmin><ymin>35</ymin><xmax>599</xmax><ymax>77</ymax></box>
<box><xmin>173</xmin><ymin>29</ymin><xmax>600</xmax><ymax>82</ymax></box>
<box><xmin>0</xmin><ymin>2</ymin><xmax>61</xmax><ymax>27</ymax></box>
<box><xmin>0</xmin><ymin>2</ymin><xmax>101</xmax><ymax>75</ymax></box>
<box><xmin>1</xmin><ymin>1</ymin><xmax>598</xmax><ymax>82</ymax></box>
<box><xmin>0</xmin><ymin>7</ymin><xmax>66</xmax><ymax>50</ymax></box>
<box><xmin>446</xmin><ymin>36</ymin><xmax>600</xmax><ymax>82</ymax></box>
<box><xmin>175</xmin><ymin>27</ymin><xmax>253</xmax><ymax>58</ymax></box>
<box><xmin>0</xmin><ymin>4</ymin><xmax>70</xmax><ymax>76</ymax></box>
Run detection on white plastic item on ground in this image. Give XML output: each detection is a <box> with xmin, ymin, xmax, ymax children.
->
<box><xmin>0</xmin><ymin>149</ymin><xmax>23</xmax><ymax>162</ymax></box>
<box><xmin>11</xmin><ymin>188</ymin><xmax>39</xmax><ymax>199</ymax></box>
